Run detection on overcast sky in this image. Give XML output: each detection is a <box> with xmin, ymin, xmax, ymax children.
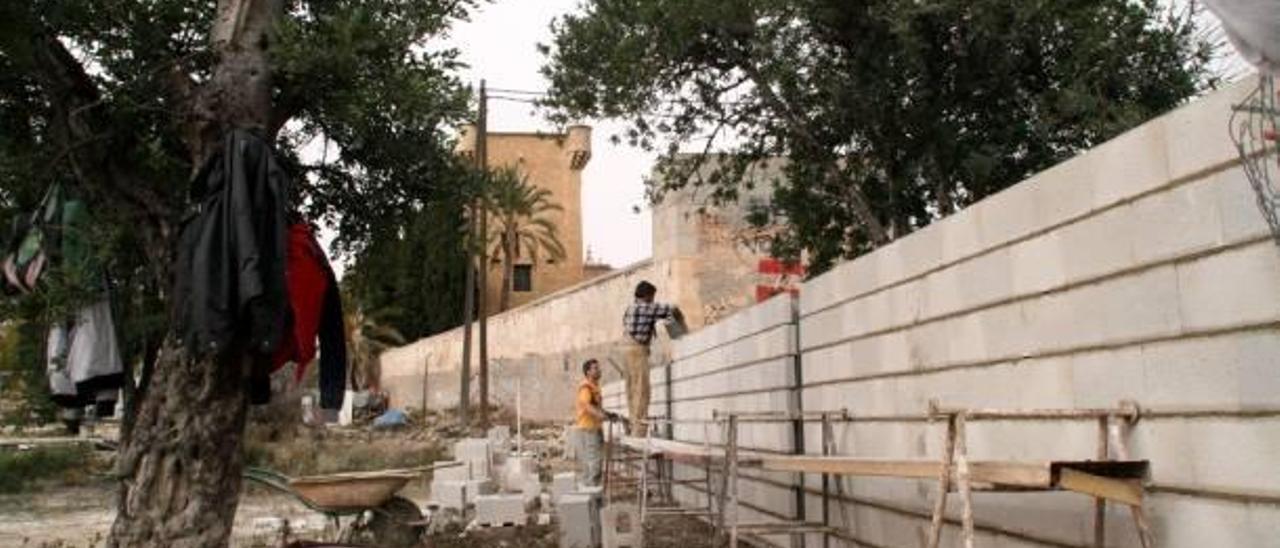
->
<box><xmin>444</xmin><ymin>0</ymin><xmax>656</xmax><ymax>269</ymax></box>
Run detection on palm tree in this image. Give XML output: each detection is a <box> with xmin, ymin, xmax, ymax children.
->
<box><xmin>483</xmin><ymin>166</ymin><xmax>567</xmax><ymax>311</ymax></box>
<box><xmin>344</xmin><ymin>304</ymin><xmax>407</xmax><ymax>391</ymax></box>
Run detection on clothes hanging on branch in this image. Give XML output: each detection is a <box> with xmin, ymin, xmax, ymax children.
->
<box><xmin>47</xmin><ymin>298</ymin><xmax>124</xmax><ymax>414</ymax></box>
<box><xmin>173</xmin><ymin>129</ymin><xmax>290</xmax><ymax>359</ymax></box>
<box><xmin>270</xmin><ymin>223</ymin><xmax>348</xmax><ymax>411</ymax></box>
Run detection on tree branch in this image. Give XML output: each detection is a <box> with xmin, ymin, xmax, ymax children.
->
<box><xmin>28</xmin><ymin>34</ymin><xmax>174</xmax><ymax>225</ymax></box>
<box><xmin>732</xmin><ymin>55</ymin><xmax>889</xmax><ymax>245</ymax></box>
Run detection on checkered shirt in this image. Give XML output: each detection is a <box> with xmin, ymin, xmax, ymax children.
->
<box><xmin>623</xmin><ymin>300</ymin><xmax>674</xmax><ymax>345</ymax></box>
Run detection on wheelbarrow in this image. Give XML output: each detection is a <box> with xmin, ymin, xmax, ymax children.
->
<box><xmin>243</xmin><ymin>462</ymin><xmax>461</xmax><ymax>547</ymax></box>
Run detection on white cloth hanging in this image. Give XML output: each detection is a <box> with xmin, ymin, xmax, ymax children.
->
<box><xmin>1203</xmin><ymin>0</ymin><xmax>1280</xmax><ymax>75</ymax></box>
<box><xmin>47</xmin><ymin>298</ymin><xmax>123</xmax><ymax>408</ymax></box>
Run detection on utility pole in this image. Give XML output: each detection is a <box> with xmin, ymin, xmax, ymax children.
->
<box><xmin>459</xmin><ymin>84</ymin><xmax>486</xmax><ymax>427</ymax></box>
<box><xmin>477</xmin><ymin>80</ymin><xmax>490</xmax><ymax>428</ymax></box>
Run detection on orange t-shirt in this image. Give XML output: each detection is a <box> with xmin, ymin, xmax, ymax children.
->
<box><xmin>575</xmin><ymin>378</ymin><xmax>602</xmax><ymax>430</ymax></box>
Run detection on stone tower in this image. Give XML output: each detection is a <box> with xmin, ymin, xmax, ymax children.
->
<box><xmin>458</xmin><ymin>125</ymin><xmax>593</xmax><ymax>314</ymax></box>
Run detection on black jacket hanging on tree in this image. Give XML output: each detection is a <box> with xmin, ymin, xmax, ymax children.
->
<box><xmin>173</xmin><ymin>129</ymin><xmax>290</xmax><ymax>368</ymax></box>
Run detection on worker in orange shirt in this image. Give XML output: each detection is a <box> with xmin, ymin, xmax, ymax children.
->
<box><xmin>574</xmin><ymin>358</ymin><xmax>618</xmax><ymax>486</ymax></box>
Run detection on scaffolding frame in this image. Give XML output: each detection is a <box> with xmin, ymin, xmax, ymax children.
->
<box><xmin>604</xmin><ymin>401</ymin><xmax>1157</xmax><ymax>548</ymax></box>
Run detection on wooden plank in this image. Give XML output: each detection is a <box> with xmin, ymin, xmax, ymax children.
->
<box><xmin>969</xmin><ymin>461</ymin><xmax>1052</xmax><ymax>488</ymax></box>
<box><xmin>1057</xmin><ymin>468</ymin><xmax>1144</xmax><ymax>506</ymax></box>
<box><xmin>758</xmin><ymin>456</ymin><xmax>940</xmax><ymax>478</ymax></box>
<box><xmin>755</xmin><ymin>456</ymin><xmax>1053</xmax><ymax>487</ymax></box>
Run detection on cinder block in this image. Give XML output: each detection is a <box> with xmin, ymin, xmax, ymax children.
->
<box><xmin>1009</xmin><ymin>231</ymin><xmax>1067</xmax><ymax>296</ymax></box>
<box><xmin>551</xmin><ymin>471</ymin><xmax>577</xmax><ymax>502</ymax></box>
<box><xmin>601</xmin><ymin>504</ymin><xmax>642</xmax><ymax>548</ymax></box>
<box><xmin>1177</xmin><ymin>242</ymin><xmax>1280</xmax><ymax>331</ymax></box>
<box><xmin>474</xmin><ymin>493</ymin><xmax>527</xmax><ymax>526</ymax></box>
<box><xmin>431</xmin><ymin>479</ymin><xmax>468</xmax><ymax>510</ymax></box>
<box><xmin>975</xmin><ymin>170</ymin><xmax>1050</xmax><ymax>250</ymax></box>
<box><xmin>557</xmin><ymin>493</ymin><xmax>600</xmax><ymax>548</ymax></box>
<box><xmin>1031</xmin><ymin>158</ymin><xmax>1097</xmax><ymax>233</ymax></box>
<box><xmin>1214</xmin><ymin>167</ymin><xmax>1270</xmax><ymax>243</ymax></box>
<box><xmin>1058</xmin><ymin>204</ymin><xmax>1138</xmax><ymax>285</ymax></box>
<box><xmin>465</xmin><ymin>478</ymin><xmax>495</xmax><ymax>503</ymax></box>
<box><xmin>1163</xmin><ymin>76</ymin><xmax>1258</xmax><ymax>183</ymax></box>
<box><xmin>1133</xmin><ymin>179</ymin><xmax>1225</xmax><ymax>263</ymax></box>
<box><xmin>1088</xmin><ymin>119</ymin><xmax>1170</xmax><ymax>210</ymax></box>
<box><xmin>454</xmin><ymin>438</ymin><xmax>492</xmax><ymax>479</ymax></box>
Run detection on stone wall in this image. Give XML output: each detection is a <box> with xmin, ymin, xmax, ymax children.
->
<box><xmin>603</xmin><ymin>76</ymin><xmax>1279</xmax><ymax>547</ymax></box>
<box><xmin>380</xmin><ymin>259</ymin><xmax>671</xmax><ymax>420</ymax></box>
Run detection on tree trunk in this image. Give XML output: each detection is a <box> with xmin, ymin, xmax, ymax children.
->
<box><xmin>109</xmin><ymin>343</ymin><xmax>251</xmax><ymax>548</ymax></box>
<box><xmin>110</xmin><ymin>1</ymin><xmax>281</xmax><ymax>546</ymax></box>
<box><xmin>500</xmin><ymin>237</ymin><xmax>515</xmax><ymax>311</ymax></box>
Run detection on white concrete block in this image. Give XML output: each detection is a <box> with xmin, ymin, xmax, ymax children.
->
<box><xmin>939</xmin><ymin>207</ymin><xmax>984</xmax><ymax>264</ymax></box>
<box><xmin>897</xmin><ymin>220</ymin><xmax>946</xmax><ymax>284</ymax></box>
<box><xmin>1027</xmin><ymin>266</ymin><xmax>1181</xmax><ymax>351</ymax></box>
<box><xmin>1058</xmin><ymin>203</ymin><xmax>1137</xmax><ymax>284</ymax></box>
<box><xmin>1177</xmin><ymin>242</ymin><xmax>1280</xmax><ymax>331</ymax></box>
<box><xmin>1135</xmin><ymin>179</ymin><xmax>1226</xmax><ymax>263</ymax></box>
<box><xmin>1163</xmin><ymin>76</ymin><xmax>1259</xmax><ymax>183</ymax></box>
<box><xmin>473</xmin><ymin>493</ymin><xmax>526</xmax><ymax>526</ymax></box>
<box><xmin>557</xmin><ymin>493</ymin><xmax>599</xmax><ymax>548</ymax></box>
<box><xmin>1009</xmin><ymin>230</ymin><xmax>1067</xmax><ymax>296</ymax></box>
<box><xmin>1213</xmin><ymin>166</ymin><xmax>1270</xmax><ymax>243</ymax></box>
<box><xmin>431</xmin><ymin>479</ymin><xmax>468</xmax><ymax>510</ymax></box>
<box><xmin>1031</xmin><ymin>156</ymin><xmax>1098</xmax><ymax>234</ymax></box>
<box><xmin>974</xmin><ymin>176</ymin><xmax>1044</xmax><ymax>251</ymax></box>
<box><xmin>454</xmin><ymin>438</ymin><xmax>492</xmax><ymax>479</ymax></box>
<box><xmin>551</xmin><ymin>472</ymin><xmax>577</xmax><ymax>502</ymax></box>
<box><xmin>464</xmin><ymin>478</ymin><xmax>495</xmax><ymax>506</ymax></box>
<box><xmin>1088</xmin><ymin>119</ymin><xmax>1170</xmax><ymax>210</ymax></box>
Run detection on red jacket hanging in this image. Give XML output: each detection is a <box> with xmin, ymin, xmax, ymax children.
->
<box><xmin>271</xmin><ymin>223</ymin><xmax>348</xmax><ymax>410</ymax></box>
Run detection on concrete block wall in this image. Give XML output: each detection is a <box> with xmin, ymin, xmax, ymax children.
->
<box><xmin>607</xmin><ymin>77</ymin><xmax>1279</xmax><ymax>547</ymax></box>
<box><xmin>793</xmin><ymin>76</ymin><xmax>1278</xmax><ymax>548</ymax></box>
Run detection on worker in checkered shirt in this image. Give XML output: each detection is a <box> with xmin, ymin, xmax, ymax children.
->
<box><xmin>621</xmin><ymin>280</ymin><xmax>683</xmax><ymax>436</ymax></box>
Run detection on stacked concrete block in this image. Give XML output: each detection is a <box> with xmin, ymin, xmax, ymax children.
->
<box><xmin>431</xmin><ymin>479</ymin><xmax>468</xmax><ymax>510</ymax></box>
<box><xmin>453</xmin><ymin>438</ymin><xmax>492</xmax><ymax>480</ymax></box>
<box><xmin>473</xmin><ymin>493</ymin><xmax>527</xmax><ymax>527</ymax></box>
<box><xmin>465</xmin><ymin>478</ymin><xmax>495</xmax><ymax>502</ymax></box>
<box><xmin>557</xmin><ymin>493</ymin><xmax>600</xmax><ymax>548</ymax></box>
<box><xmin>488</xmin><ymin>425</ymin><xmax>511</xmax><ymax>467</ymax></box>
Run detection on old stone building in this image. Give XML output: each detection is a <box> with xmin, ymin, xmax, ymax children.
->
<box><xmin>457</xmin><ymin>124</ymin><xmax>593</xmax><ymax>314</ymax></box>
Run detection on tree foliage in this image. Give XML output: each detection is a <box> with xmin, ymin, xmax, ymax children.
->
<box><xmin>342</xmin><ymin>174</ymin><xmax>476</xmax><ymax>344</ymax></box>
<box><xmin>483</xmin><ymin>166</ymin><xmax>566</xmax><ymax>311</ymax></box>
<box><xmin>0</xmin><ymin>0</ymin><xmax>476</xmax><ymax>388</ymax></box>
<box><xmin>540</xmin><ymin>0</ymin><xmax>1217</xmax><ymax>272</ymax></box>
<box><xmin>0</xmin><ymin>1</ymin><xmax>478</xmax><ymax>544</ymax></box>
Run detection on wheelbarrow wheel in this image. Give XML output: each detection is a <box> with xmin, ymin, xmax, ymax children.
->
<box><xmin>368</xmin><ymin>495</ymin><xmax>424</xmax><ymax>547</ymax></box>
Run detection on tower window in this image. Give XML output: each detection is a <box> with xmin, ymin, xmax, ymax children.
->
<box><xmin>514</xmin><ymin>265</ymin><xmax>533</xmax><ymax>292</ymax></box>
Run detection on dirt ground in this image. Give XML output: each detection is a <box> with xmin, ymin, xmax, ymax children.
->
<box><xmin>0</xmin><ymin>407</ymin><xmax>724</xmax><ymax>548</ymax></box>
